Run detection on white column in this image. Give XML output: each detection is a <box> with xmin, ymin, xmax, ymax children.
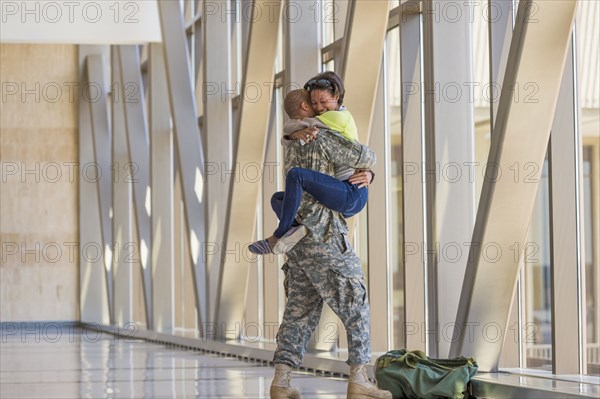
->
<box><xmin>549</xmin><ymin>35</ymin><xmax>587</xmax><ymax>374</ymax></box>
<box><xmin>262</xmin><ymin>95</ymin><xmax>282</xmax><ymax>342</ymax></box>
<box><xmin>400</xmin><ymin>6</ymin><xmax>427</xmax><ymax>351</ymax></box>
<box><xmin>367</xmin><ymin>59</ymin><xmax>392</xmax><ymax>353</ymax></box>
<box><xmin>78</xmin><ymin>45</ymin><xmax>111</xmax><ymax>324</ymax></box>
<box><xmin>157</xmin><ymin>0</ymin><xmax>208</xmax><ymax>334</ymax></box>
<box><xmin>112</xmin><ymin>46</ymin><xmax>134</xmax><ymax>326</ymax></box>
<box><xmin>203</xmin><ymin>0</ymin><xmax>233</xmax><ymax>324</ymax></box>
<box><xmin>284</xmin><ymin>0</ymin><xmax>334</xmax><ymax>352</ymax></box>
<box><xmin>150</xmin><ymin>43</ymin><xmax>175</xmax><ymax>333</ymax></box>
<box><xmin>118</xmin><ymin>45</ymin><xmax>153</xmax><ymax>328</ymax></box>
<box><xmin>422</xmin><ymin>0</ymin><xmax>476</xmax><ymax>357</ymax></box>
<box><xmin>216</xmin><ymin>0</ymin><xmax>284</xmax><ymax>330</ymax></box>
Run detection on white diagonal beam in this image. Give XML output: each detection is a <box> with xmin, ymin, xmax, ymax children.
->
<box><xmin>157</xmin><ymin>0</ymin><xmax>208</xmax><ymax>335</ymax></box>
<box><xmin>111</xmin><ymin>46</ymin><xmax>134</xmax><ymax>326</ymax></box>
<box><xmin>117</xmin><ymin>45</ymin><xmax>153</xmax><ymax>329</ymax></box>
<box><xmin>85</xmin><ymin>54</ymin><xmax>114</xmax><ymax>323</ymax></box>
<box><xmin>489</xmin><ymin>0</ymin><xmax>515</xmax><ymax>127</ymax></box>
<box><xmin>451</xmin><ymin>0</ymin><xmax>578</xmax><ymax>372</ymax></box>
<box><xmin>216</xmin><ymin>0</ymin><xmax>283</xmax><ymax>329</ymax></box>
<box><xmin>488</xmin><ymin>0</ymin><xmax>525</xmax><ymax>369</ymax></box>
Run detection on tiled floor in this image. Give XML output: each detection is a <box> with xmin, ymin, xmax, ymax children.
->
<box><xmin>0</xmin><ymin>328</ymin><xmax>349</xmax><ymax>398</ymax></box>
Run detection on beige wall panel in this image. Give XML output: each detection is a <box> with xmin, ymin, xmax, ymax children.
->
<box><xmin>1</xmin><ymin>44</ymin><xmax>79</xmax><ymax>321</ymax></box>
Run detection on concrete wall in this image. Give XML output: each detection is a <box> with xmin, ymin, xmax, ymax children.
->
<box><xmin>1</xmin><ymin>44</ymin><xmax>79</xmax><ymax>321</ymax></box>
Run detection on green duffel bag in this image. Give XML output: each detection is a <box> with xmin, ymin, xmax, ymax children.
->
<box><xmin>374</xmin><ymin>349</ymin><xmax>478</xmax><ymax>399</ymax></box>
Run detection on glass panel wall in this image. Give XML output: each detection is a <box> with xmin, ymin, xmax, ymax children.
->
<box><xmin>523</xmin><ymin>158</ymin><xmax>553</xmax><ymax>370</ymax></box>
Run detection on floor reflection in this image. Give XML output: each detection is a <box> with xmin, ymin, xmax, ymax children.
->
<box><xmin>0</xmin><ymin>325</ymin><xmax>348</xmax><ymax>398</ymax></box>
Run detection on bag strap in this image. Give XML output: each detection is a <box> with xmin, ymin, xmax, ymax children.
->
<box><xmin>391</xmin><ymin>350</ymin><xmax>475</xmax><ymax>371</ymax></box>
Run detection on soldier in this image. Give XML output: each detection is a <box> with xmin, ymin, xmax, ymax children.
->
<box><xmin>269</xmin><ymin>96</ymin><xmax>392</xmax><ymax>399</ymax></box>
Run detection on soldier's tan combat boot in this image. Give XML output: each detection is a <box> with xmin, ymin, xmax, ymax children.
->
<box><xmin>270</xmin><ymin>363</ymin><xmax>301</xmax><ymax>399</ymax></box>
<box><xmin>347</xmin><ymin>364</ymin><xmax>392</xmax><ymax>399</ymax></box>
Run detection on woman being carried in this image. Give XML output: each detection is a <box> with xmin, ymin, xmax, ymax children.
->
<box><xmin>249</xmin><ymin>72</ymin><xmax>374</xmax><ymax>255</ymax></box>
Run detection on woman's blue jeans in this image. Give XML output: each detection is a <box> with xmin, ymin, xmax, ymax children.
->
<box><xmin>271</xmin><ymin>167</ymin><xmax>368</xmax><ymax>238</ymax></box>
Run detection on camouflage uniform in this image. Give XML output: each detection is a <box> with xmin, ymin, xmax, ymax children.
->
<box><xmin>273</xmin><ymin>129</ymin><xmax>376</xmax><ymax>367</ymax></box>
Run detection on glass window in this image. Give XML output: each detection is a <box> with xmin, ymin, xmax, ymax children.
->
<box><xmin>471</xmin><ymin>0</ymin><xmax>491</xmax><ymax>202</ymax></box>
<box><xmin>523</xmin><ymin>157</ymin><xmax>553</xmax><ymax>370</ymax></box>
<box><xmin>578</xmin><ymin>0</ymin><xmax>600</xmax><ymax>375</ymax></box>
<box><xmin>385</xmin><ymin>26</ymin><xmax>405</xmax><ymax>348</ymax></box>
<box><xmin>320</xmin><ymin>0</ymin><xmax>335</xmax><ymax>47</ymax></box>
<box><xmin>583</xmin><ymin>143</ymin><xmax>599</xmax><ymax>374</ymax></box>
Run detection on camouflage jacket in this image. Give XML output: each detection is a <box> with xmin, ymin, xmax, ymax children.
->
<box><xmin>283</xmin><ymin>129</ymin><xmax>376</xmax><ymax>243</ymax></box>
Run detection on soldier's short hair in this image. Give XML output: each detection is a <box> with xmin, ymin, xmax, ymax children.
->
<box><xmin>284</xmin><ymin>89</ymin><xmax>311</xmax><ymax>118</ymax></box>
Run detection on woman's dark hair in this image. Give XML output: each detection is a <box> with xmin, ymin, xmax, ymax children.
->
<box><xmin>304</xmin><ymin>71</ymin><xmax>345</xmax><ymax>106</ymax></box>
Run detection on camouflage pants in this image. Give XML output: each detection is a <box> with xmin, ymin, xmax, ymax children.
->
<box><xmin>273</xmin><ymin>235</ymin><xmax>371</xmax><ymax>367</ymax></box>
